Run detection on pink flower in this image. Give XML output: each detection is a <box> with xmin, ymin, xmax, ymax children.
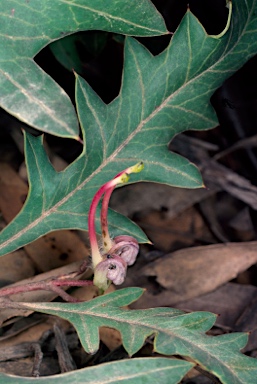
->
<box><xmin>87</xmin><ymin>162</ymin><xmax>144</xmax><ymax>292</ymax></box>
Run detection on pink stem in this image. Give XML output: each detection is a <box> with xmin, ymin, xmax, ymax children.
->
<box><xmin>0</xmin><ymin>279</ymin><xmax>93</xmax><ymax>303</ymax></box>
<box><xmin>53</xmin><ymin>280</ymin><xmax>93</xmax><ymax>287</ymax></box>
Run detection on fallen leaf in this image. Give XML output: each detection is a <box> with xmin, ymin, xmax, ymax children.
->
<box><xmin>99</xmin><ymin>327</ymin><xmax>122</xmax><ymax>351</ymax></box>
<box><xmin>136</xmin><ymin>206</ymin><xmax>213</xmax><ymax>252</ymax></box>
<box><xmin>175</xmin><ymin>282</ymin><xmax>257</xmax><ymax>329</ymax></box>
<box><xmin>111</xmin><ymin>182</ymin><xmax>218</xmax><ymax>220</ymax></box>
<box><xmin>25</xmin><ymin>231</ymin><xmax>90</xmax><ymax>272</ymax></box>
<box><xmin>131</xmin><ymin>242</ymin><xmax>257</xmax><ymax>308</ymax></box>
<box><xmin>0</xmin><ymin>250</ymin><xmax>35</xmax><ymax>287</ymax></box>
<box><xmin>0</xmin><ymin>162</ymin><xmax>28</xmax><ymax>222</ymax></box>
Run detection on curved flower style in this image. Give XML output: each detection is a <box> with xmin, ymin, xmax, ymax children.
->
<box><xmin>88</xmin><ymin>162</ymin><xmax>144</xmax><ymax>292</ymax></box>
<box><xmin>100</xmin><ymin>162</ymin><xmax>144</xmax><ymax>253</ymax></box>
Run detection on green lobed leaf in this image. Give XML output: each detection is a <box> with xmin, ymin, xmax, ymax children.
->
<box><xmin>1</xmin><ymin>1</ymin><xmax>257</xmax><ymax>255</ymax></box>
<box><xmin>0</xmin><ymin>0</ymin><xmax>167</xmax><ymax>138</ymax></box>
<box><xmin>19</xmin><ymin>288</ymin><xmax>257</xmax><ymax>384</ymax></box>
<box><xmin>0</xmin><ymin>357</ymin><xmax>193</xmax><ymax>384</ymax></box>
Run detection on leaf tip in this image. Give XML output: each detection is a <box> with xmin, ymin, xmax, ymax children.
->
<box><xmin>75</xmin><ymin>136</ymin><xmax>84</xmax><ymax>145</ymax></box>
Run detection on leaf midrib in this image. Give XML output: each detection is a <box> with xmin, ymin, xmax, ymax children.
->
<box><xmin>0</xmin><ymin>68</ymin><xmax>75</xmax><ymax>136</ymax></box>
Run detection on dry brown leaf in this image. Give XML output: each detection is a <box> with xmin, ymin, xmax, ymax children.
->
<box><xmin>25</xmin><ymin>231</ymin><xmax>90</xmax><ymax>272</ymax></box>
<box><xmin>0</xmin><ymin>250</ymin><xmax>35</xmax><ymax>286</ymax></box>
<box><xmin>131</xmin><ymin>241</ymin><xmax>257</xmax><ymax>308</ymax></box>
<box><xmin>176</xmin><ymin>282</ymin><xmax>257</xmax><ymax>328</ymax></box>
<box><xmin>99</xmin><ymin>327</ymin><xmax>122</xmax><ymax>351</ymax></box>
<box><xmin>0</xmin><ymin>162</ymin><xmax>28</xmax><ymax>222</ymax></box>
<box><xmin>111</xmin><ymin>182</ymin><xmax>217</xmax><ymax>220</ymax></box>
<box><xmin>135</xmin><ymin>206</ymin><xmax>213</xmax><ymax>252</ymax></box>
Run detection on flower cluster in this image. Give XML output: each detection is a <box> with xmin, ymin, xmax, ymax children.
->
<box><xmin>88</xmin><ymin>162</ymin><xmax>144</xmax><ymax>292</ymax></box>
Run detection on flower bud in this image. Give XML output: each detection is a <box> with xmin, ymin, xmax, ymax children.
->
<box><xmin>93</xmin><ymin>254</ymin><xmax>127</xmax><ymax>291</ymax></box>
<box><xmin>109</xmin><ymin>235</ymin><xmax>139</xmax><ymax>266</ymax></box>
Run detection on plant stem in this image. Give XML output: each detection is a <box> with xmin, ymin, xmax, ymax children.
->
<box><xmin>0</xmin><ymin>279</ymin><xmax>93</xmax><ymax>303</ymax></box>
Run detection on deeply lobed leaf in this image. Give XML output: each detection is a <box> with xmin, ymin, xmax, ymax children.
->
<box><xmin>19</xmin><ymin>288</ymin><xmax>257</xmax><ymax>384</ymax></box>
<box><xmin>0</xmin><ymin>0</ymin><xmax>167</xmax><ymax>138</ymax></box>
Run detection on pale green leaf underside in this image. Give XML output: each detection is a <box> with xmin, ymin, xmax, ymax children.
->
<box><xmin>0</xmin><ymin>358</ymin><xmax>193</xmax><ymax>384</ymax></box>
<box><xmin>21</xmin><ymin>288</ymin><xmax>257</xmax><ymax>384</ymax></box>
<box><xmin>0</xmin><ymin>0</ymin><xmax>167</xmax><ymax>138</ymax></box>
<box><xmin>0</xmin><ymin>0</ymin><xmax>257</xmax><ymax>256</ymax></box>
